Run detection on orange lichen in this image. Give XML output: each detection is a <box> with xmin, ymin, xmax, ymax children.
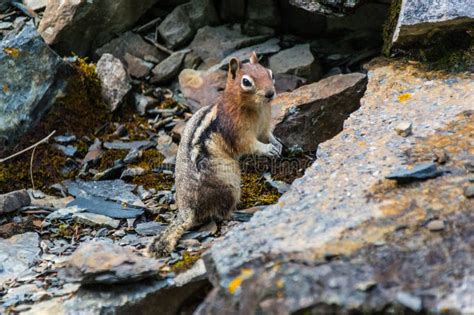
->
<box><xmin>3</xmin><ymin>47</ymin><xmax>20</xmax><ymax>58</ymax></box>
<box><xmin>398</xmin><ymin>93</ymin><xmax>412</xmax><ymax>103</ymax></box>
<box><xmin>228</xmin><ymin>268</ymin><xmax>254</xmax><ymax>295</ymax></box>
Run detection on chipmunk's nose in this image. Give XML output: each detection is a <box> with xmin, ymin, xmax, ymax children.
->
<box><xmin>265</xmin><ymin>90</ymin><xmax>275</xmax><ymax>99</ymax></box>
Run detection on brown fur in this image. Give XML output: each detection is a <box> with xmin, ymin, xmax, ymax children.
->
<box><xmin>148</xmin><ymin>52</ymin><xmax>282</xmax><ymax>257</ymax></box>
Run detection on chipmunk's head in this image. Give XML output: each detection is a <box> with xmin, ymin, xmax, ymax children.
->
<box><xmin>226</xmin><ymin>51</ymin><xmax>276</xmax><ymax>108</ymax></box>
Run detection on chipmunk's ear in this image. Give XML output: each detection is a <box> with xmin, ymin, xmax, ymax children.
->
<box><xmin>249</xmin><ymin>51</ymin><xmax>258</xmax><ymax>64</ymax></box>
<box><xmin>229</xmin><ymin>57</ymin><xmax>240</xmax><ymax>80</ymax></box>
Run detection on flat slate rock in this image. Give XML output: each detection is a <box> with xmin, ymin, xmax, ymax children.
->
<box><xmin>72</xmin><ymin>212</ymin><xmax>120</xmax><ymax>229</ymax></box>
<box><xmin>64</xmin><ymin>179</ymin><xmax>144</xmax><ymax>208</ymax></box>
<box><xmin>0</xmin><ymin>232</ymin><xmax>40</xmax><ymax>284</ymax></box>
<box><xmin>135</xmin><ymin>221</ymin><xmax>166</xmax><ymax>236</ymax></box>
<box><xmin>103</xmin><ymin>140</ymin><xmax>154</xmax><ymax>150</ymax></box>
<box><xmin>386</xmin><ymin>162</ymin><xmax>441</xmax><ymax>182</ymax></box>
<box><xmin>61</xmin><ymin>241</ymin><xmax>161</xmax><ymax>284</ymax></box>
<box><xmin>67</xmin><ymin>196</ymin><xmax>144</xmax><ymax>219</ymax></box>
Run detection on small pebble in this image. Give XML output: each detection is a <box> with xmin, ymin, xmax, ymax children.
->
<box><xmin>394</xmin><ymin>121</ymin><xmax>412</xmax><ymax>137</ymax></box>
<box><xmin>426</xmin><ymin>220</ymin><xmax>444</xmax><ymax>231</ymax></box>
<box><xmin>464</xmin><ymin>186</ymin><xmax>474</xmax><ymax>198</ymax></box>
<box><xmin>396</xmin><ymin>292</ymin><xmax>422</xmax><ymax>311</ymax></box>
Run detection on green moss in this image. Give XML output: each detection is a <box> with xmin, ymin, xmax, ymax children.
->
<box><xmin>382</xmin><ymin>0</ymin><xmax>402</xmax><ymax>56</ymax></box>
<box><xmin>169</xmin><ymin>251</ymin><xmax>201</xmax><ymax>273</ymax></box>
<box><xmin>97</xmin><ymin>149</ymin><xmax>128</xmax><ymax>171</ymax></box>
<box><xmin>0</xmin><ymin>58</ymin><xmax>110</xmax><ymax>193</ymax></box>
<box><xmin>50</xmin><ymin>222</ymin><xmax>85</xmax><ymax>239</ymax></box>
<box><xmin>239</xmin><ymin>173</ymin><xmax>280</xmax><ymax>209</ymax></box>
<box><xmin>413</xmin><ymin>32</ymin><xmax>473</xmax><ymax>71</ymax></box>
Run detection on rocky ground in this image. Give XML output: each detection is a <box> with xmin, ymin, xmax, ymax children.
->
<box><xmin>0</xmin><ymin>0</ymin><xmax>473</xmax><ymax>314</ymax></box>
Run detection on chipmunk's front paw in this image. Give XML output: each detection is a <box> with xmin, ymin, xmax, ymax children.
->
<box><xmin>271</xmin><ymin>137</ymin><xmax>283</xmax><ymax>154</ymax></box>
<box><xmin>147</xmin><ymin>236</ymin><xmax>173</xmax><ymax>258</ymax></box>
<box><xmin>264</xmin><ymin>143</ymin><xmax>281</xmax><ymax>158</ymax></box>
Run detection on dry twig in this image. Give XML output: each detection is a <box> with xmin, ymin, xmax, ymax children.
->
<box><xmin>0</xmin><ymin>130</ymin><xmax>56</xmax><ymax>163</ymax></box>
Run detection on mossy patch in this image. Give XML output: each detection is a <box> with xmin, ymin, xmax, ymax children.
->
<box><xmin>239</xmin><ymin>172</ymin><xmax>280</xmax><ymax>209</ymax></box>
<box><xmin>0</xmin><ymin>58</ymin><xmax>110</xmax><ymax>193</ymax></box>
<box><xmin>169</xmin><ymin>251</ymin><xmax>201</xmax><ymax>274</ymax></box>
<box><xmin>412</xmin><ymin>32</ymin><xmax>473</xmax><ymax>71</ymax></box>
<box><xmin>382</xmin><ymin>0</ymin><xmax>402</xmax><ymax>56</ymax></box>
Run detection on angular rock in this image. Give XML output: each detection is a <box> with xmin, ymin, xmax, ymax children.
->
<box><xmin>134</xmin><ymin>94</ymin><xmax>159</xmax><ymax>116</ymax></box>
<box><xmin>38</xmin><ymin>0</ymin><xmax>160</xmax><ymax>55</ymax></box>
<box><xmin>150</xmin><ymin>50</ymin><xmax>188</xmax><ymax>84</ymax></box>
<box><xmin>199</xmin><ymin>59</ymin><xmax>474</xmax><ymax>314</ymax></box>
<box><xmin>95</xmin><ymin>32</ymin><xmax>165</xmax><ymax>65</ymax></box>
<box><xmin>68</xmin><ymin>196</ymin><xmax>143</xmax><ymax>219</ymax></box>
<box><xmin>54</xmin><ymin>135</ymin><xmax>76</xmax><ymax>144</ymax></box>
<box><xmin>0</xmin><ymin>232</ymin><xmax>40</xmax><ymax>284</ymax></box>
<box><xmin>246</xmin><ymin>0</ymin><xmax>280</xmax><ymax>27</ymax></box>
<box><xmin>289</xmin><ymin>0</ymin><xmax>361</xmax><ymax>15</ymax></box>
<box><xmin>158</xmin><ymin>0</ymin><xmax>219</xmax><ymax>49</ymax></box>
<box><xmin>208</xmin><ymin>38</ymin><xmax>280</xmax><ymax>72</ymax></box>
<box><xmin>23</xmin><ymin>0</ymin><xmax>46</xmax><ymax>11</ymax></box>
<box><xmin>45</xmin><ymin>206</ymin><xmax>85</xmax><ymax>221</ymax></box>
<box><xmin>0</xmin><ymin>189</ymin><xmax>30</xmax><ymax>214</ymax></box>
<box><xmin>120</xmin><ymin>167</ymin><xmax>145</xmax><ymax>179</ymax></box>
<box><xmin>179</xmin><ymin>69</ymin><xmax>227</xmax><ymax>111</ymax></box>
<box><xmin>103</xmin><ymin>140</ymin><xmax>154</xmax><ymax>151</ymax></box>
<box><xmin>156</xmin><ymin>135</ymin><xmax>178</xmax><ymax>165</ymax></box>
<box><xmin>64</xmin><ymin>179</ymin><xmax>146</xmax><ymax>208</ymax></box>
<box><xmin>82</xmin><ymin>138</ymin><xmax>103</xmax><ymax>166</ymax></box>
<box><xmin>189</xmin><ymin>25</ymin><xmax>269</xmax><ymax>68</ymax></box>
<box><xmin>269</xmin><ymin>43</ymin><xmax>321</xmax><ymax>82</ymax></box>
<box><xmin>0</xmin><ymin>23</ymin><xmax>69</xmax><ymax>145</ymax></box>
<box><xmin>386</xmin><ymin>162</ymin><xmax>440</xmax><ymax>183</ymax></box>
<box><xmin>124</xmin><ymin>53</ymin><xmax>154</xmax><ymax>79</ymax></box>
<box><xmin>96</xmin><ymin>53</ymin><xmax>131</xmax><ymax>111</ymax></box>
<box><xmin>61</xmin><ymin>241</ymin><xmax>161</xmax><ymax>284</ymax></box>
<box><xmin>135</xmin><ymin>221</ymin><xmax>166</xmax><ymax>236</ymax></box>
<box><xmin>272</xmin><ymin>73</ymin><xmax>367</xmax><ymax>152</ymax></box>
<box><xmin>72</xmin><ymin>212</ymin><xmax>120</xmax><ymax>229</ymax></box>
<box><xmin>391</xmin><ymin>0</ymin><xmax>474</xmax><ymax>48</ymax></box>
<box><xmin>274</xmin><ymin>73</ymin><xmax>306</xmax><ymax>93</ymax></box>
<box><xmin>52</xmin><ymin>144</ymin><xmax>77</xmax><ymax>157</ymax></box>
<box><xmin>123</xmin><ymin>148</ymin><xmax>142</xmax><ymax>164</ymax></box>
<box><xmin>157</xmin><ymin>5</ymin><xmax>194</xmax><ymax>50</ymax></box>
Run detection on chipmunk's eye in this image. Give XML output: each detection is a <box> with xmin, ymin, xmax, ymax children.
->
<box><xmin>241</xmin><ymin>75</ymin><xmax>254</xmax><ymax>90</ymax></box>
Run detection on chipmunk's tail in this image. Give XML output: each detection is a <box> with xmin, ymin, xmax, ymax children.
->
<box><xmin>148</xmin><ymin>209</ymin><xmax>195</xmax><ymax>258</ymax></box>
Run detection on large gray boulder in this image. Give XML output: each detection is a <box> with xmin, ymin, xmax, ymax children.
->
<box><xmin>157</xmin><ymin>0</ymin><xmax>219</xmax><ymax>49</ymax></box>
<box><xmin>268</xmin><ymin>44</ymin><xmax>321</xmax><ymax>83</ymax></box>
<box><xmin>198</xmin><ymin>58</ymin><xmax>474</xmax><ymax>313</ymax></box>
<box><xmin>38</xmin><ymin>0</ymin><xmax>159</xmax><ymax>56</ymax></box>
<box><xmin>391</xmin><ymin>0</ymin><xmax>474</xmax><ymax>47</ymax></box>
<box><xmin>0</xmin><ymin>23</ymin><xmax>69</xmax><ymax>147</ymax></box>
<box><xmin>189</xmin><ymin>25</ymin><xmax>270</xmax><ymax>68</ymax></box>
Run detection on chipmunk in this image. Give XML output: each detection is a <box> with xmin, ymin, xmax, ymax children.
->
<box><xmin>148</xmin><ymin>52</ymin><xmax>282</xmax><ymax>257</ymax></box>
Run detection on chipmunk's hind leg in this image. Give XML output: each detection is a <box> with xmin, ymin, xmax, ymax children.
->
<box><xmin>148</xmin><ymin>208</ymin><xmax>196</xmax><ymax>258</ymax></box>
